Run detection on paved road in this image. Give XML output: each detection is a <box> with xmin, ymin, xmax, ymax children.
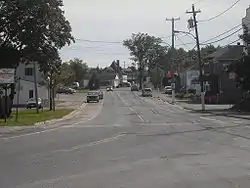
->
<box><xmin>1</xmin><ymin>88</ymin><xmax>250</xmax><ymax>188</ymax></box>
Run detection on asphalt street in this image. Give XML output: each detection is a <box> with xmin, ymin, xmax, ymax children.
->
<box><xmin>1</xmin><ymin>88</ymin><xmax>250</xmax><ymax>188</ymax></box>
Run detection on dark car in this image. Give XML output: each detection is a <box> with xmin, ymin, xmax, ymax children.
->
<box><xmin>142</xmin><ymin>88</ymin><xmax>153</xmax><ymax>97</ymax></box>
<box><xmin>87</xmin><ymin>91</ymin><xmax>100</xmax><ymax>103</ymax></box>
<box><xmin>57</xmin><ymin>87</ymin><xmax>76</xmax><ymax>94</ymax></box>
<box><xmin>131</xmin><ymin>85</ymin><xmax>139</xmax><ymax>91</ymax></box>
<box><xmin>98</xmin><ymin>90</ymin><xmax>104</xmax><ymax>100</ymax></box>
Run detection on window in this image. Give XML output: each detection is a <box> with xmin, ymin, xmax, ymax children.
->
<box><xmin>29</xmin><ymin>90</ymin><xmax>34</xmax><ymax>99</ymax></box>
<box><xmin>25</xmin><ymin>68</ymin><xmax>33</xmax><ymax>76</ymax></box>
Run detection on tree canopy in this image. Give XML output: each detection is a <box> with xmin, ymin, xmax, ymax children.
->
<box><xmin>0</xmin><ymin>0</ymin><xmax>74</xmax><ymax>69</ymax></box>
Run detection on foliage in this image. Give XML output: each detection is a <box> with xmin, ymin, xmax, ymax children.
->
<box><xmin>229</xmin><ymin>26</ymin><xmax>250</xmax><ymax>92</ymax></box>
<box><xmin>56</xmin><ymin>58</ymin><xmax>89</xmax><ymax>86</ymax></box>
<box><xmin>0</xmin><ymin>0</ymin><xmax>74</xmax><ymax>118</ymax></box>
<box><xmin>123</xmin><ymin>33</ymin><xmax>168</xmax><ymax>88</ymax></box>
<box><xmin>0</xmin><ymin>0</ymin><xmax>74</xmax><ymax>67</ymax></box>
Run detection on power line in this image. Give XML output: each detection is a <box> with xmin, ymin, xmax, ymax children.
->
<box><xmin>199</xmin><ymin>0</ymin><xmax>241</xmax><ymax>22</ymax></box>
<box><xmin>202</xmin><ymin>27</ymin><xmax>242</xmax><ymax>45</ymax></box>
<box><xmin>221</xmin><ymin>38</ymin><xmax>241</xmax><ymax>47</ymax></box>
<box><xmin>175</xmin><ymin>35</ymin><xmax>192</xmax><ymax>49</ymax></box>
<box><xmin>75</xmin><ymin>38</ymin><xmax>122</xmax><ymax>44</ymax></box>
<box><xmin>202</xmin><ymin>23</ymin><xmax>242</xmax><ymax>43</ymax></box>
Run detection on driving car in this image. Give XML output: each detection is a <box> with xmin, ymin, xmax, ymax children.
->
<box><xmin>98</xmin><ymin>90</ymin><xmax>104</xmax><ymax>100</ymax></box>
<box><xmin>26</xmin><ymin>98</ymin><xmax>43</xmax><ymax>109</ymax></box>
<box><xmin>106</xmin><ymin>86</ymin><xmax>113</xmax><ymax>91</ymax></box>
<box><xmin>131</xmin><ymin>84</ymin><xmax>139</xmax><ymax>91</ymax></box>
<box><xmin>142</xmin><ymin>88</ymin><xmax>153</xmax><ymax>97</ymax></box>
<box><xmin>164</xmin><ymin>85</ymin><xmax>172</xmax><ymax>95</ymax></box>
<box><xmin>87</xmin><ymin>91</ymin><xmax>100</xmax><ymax>103</ymax></box>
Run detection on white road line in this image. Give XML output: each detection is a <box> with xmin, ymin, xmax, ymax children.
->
<box><xmin>0</xmin><ymin>127</ymin><xmax>63</xmax><ymax>141</ymax></box>
<box><xmin>116</xmin><ymin>91</ymin><xmax>145</xmax><ymax>122</ymax></box>
<box><xmin>52</xmin><ymin>134</ymin><xmax>125</xmax><ymax>153</ymax></box>
<box><xmin>200</xmin><ymin>116</ymin><xmax>225</xmax><ymax>124</ymax></box>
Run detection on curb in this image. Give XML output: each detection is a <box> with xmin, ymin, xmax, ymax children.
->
<box><xmin>34</xmin><ymin>102</ymin><xmax>87</xmax><ymax>126</ymax></box>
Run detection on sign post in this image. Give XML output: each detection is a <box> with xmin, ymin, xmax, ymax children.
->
<box><xmin>0</xmin><ymin>68</ymin><xmax>15</xmax><ymax>122</ymax></box>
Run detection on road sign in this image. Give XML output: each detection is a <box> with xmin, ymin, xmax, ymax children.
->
<box><xmin>0</xmin><ymin>68</ymin><xmax>15</xmax><ymax>84</ymax></box>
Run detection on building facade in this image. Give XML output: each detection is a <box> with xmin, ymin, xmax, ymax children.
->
<box><xmin>14</xmin><ymin>62</ymin><xmax>48</xmax><ymax>106</ymax></box>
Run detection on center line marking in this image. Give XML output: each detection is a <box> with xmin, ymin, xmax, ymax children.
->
<box><xmin>116</xmin><ymin>91</ymin><xmax>145</xmax><ymax>122</ymax></box>
<box><xmin>52</xmin><ymin>134</ymin><xmax>125</xmax><ymax>153</ymax></box>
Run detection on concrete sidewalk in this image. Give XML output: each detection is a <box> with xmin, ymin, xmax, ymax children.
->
<box><xmin>153</xmin><ymin>91</ymin><xmax>250</xmax><ymax>120</ymax></box>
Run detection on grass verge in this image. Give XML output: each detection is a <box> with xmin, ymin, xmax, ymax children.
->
<box><xmin>77</xmin><ymin>89</ymin><xmax>89</xmax><ymax>93</ymax></box>
<box><xmin>0</xmin><ymin>109</ymin><xmax>73</xmax><ymax>126</ymax></box>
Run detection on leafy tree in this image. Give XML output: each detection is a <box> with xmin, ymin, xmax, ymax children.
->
<box><xmin>68</xmin><ymin>58</ymin><xmax>88</xmax><ymax>83</ymax></box>
<box><xmin>230</xmin><ymin>26</ymin><xmax>250</xmax><ymax>92</ymax></box>
<box><xmin>0</xmin><ymin>0</ymin><xmax>74</xmax><ymax>117</ymax></box>
<box><xmin>123</xmin><ymin>33</ymin><xmax>167</xmax><ymax>88</ymax></box>
<box><xmin>56</xmin><ymin>59</ymin><xmax>89</xmax><ymax>86</ymax></box>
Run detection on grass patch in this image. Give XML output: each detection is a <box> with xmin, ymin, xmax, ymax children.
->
<box><xmin>0</xmin><ymin>109</ymin><xmax>73</xmax><ymax>126</ymax></box>
<box><xmin>55</xmin><ymin>100</ymin><xmax>66</xmax><ymax>104</ymax></box>
<box><xmin>77</xmin><ymin>89</ymin><xmax>89</xmax><ymax>93</ymax></box>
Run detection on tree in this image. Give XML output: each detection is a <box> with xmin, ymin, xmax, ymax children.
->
<box><xmin>123</xmin><ymin>33</ymin><xmax>168</xmax><ymax>88</ymax></box>
<box><xmin>0</xmin><ymin>0</ymin><xmax>74</xmax><ymax>117</ymax></box>
<box><xmin>68</xmin><ymin>58</ymin><xmax>88</xmax><ymax>83</ymax></box>
<box><xmin>230</xmin><ymin>26</ymin><xmax>250</xmax><ymax>92</ymax></box>
<box><xmin>56</xmin><ymin>59</ymin><xmax>89</xmax><ymax>86</ymax></box>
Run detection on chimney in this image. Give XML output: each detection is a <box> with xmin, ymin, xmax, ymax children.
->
<box><xmin>237</xmin><ymin>42</ymin><xmax>241</xmax><ymax>46</ymax></box>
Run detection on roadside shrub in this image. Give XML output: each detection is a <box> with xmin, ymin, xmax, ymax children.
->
<box><xmin>175</xmin><ymin>93</ymin><xmax>185</xmax><ymax>99</ymax></box>
<box><xmin>184</xmin><ymin>93</ymin><xmax>195</xmax><ymax>99</ymax></box>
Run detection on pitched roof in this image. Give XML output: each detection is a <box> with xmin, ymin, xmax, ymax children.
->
<box><xmin>204</xmin><ymin>45</ymin><xmax>244</xmax><ymax>61</ymax></box>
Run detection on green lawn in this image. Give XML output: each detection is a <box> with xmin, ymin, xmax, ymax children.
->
<box><xmin>77</xmin><ymin>89</ymin><xmax>89</xmax><ymax>93</ymax></box>
<box><xmin>0</xmin><ymin>109</ymin><xmax>73</xmax><ymax>126</ymax></box>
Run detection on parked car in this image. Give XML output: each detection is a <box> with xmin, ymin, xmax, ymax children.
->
<box><xmin>164</xmin><ymin>85</ymin><xmax>172</xmax><ymax>94</ymax></box>
<box><xmin>87</xmin><ymin>91</ymin><xmax>100</xmax><ymax>103</ymax></box>
<box><xmin>142</xmin><ymin>88</ymin><xmax>153</xmax><ymax>97</ymax></box>
<box><xmin>131</xmin><ymin>84</ymin><xmax>139</xmax><ymax>91</ymax></box>
<box><xmin>106</xmin><ymin>86</ymin><xmax>113</xmax><ymax>91</ymax></box>
<box><xmin>57</xmin><ymin>87</ymin><xmax>76</xmax><ymax>94</ymax></box>
<box><xmin>26</xmin><ymin>98</ymin><xmax>43</xmax><ymax>109</ymax></box>
<box><xmin>98</xmin><ymin>90</ymin><xmax>104</xmax><ymax>100</ymax></box>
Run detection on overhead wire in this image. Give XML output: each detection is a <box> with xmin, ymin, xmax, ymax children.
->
<box><xmin>198</xmin><ymin>0</ymin><xmax>241</xmax><ymax>22</ymax></box>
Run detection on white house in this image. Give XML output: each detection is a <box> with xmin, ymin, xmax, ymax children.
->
<box><xmin>242</xmin><ymin>5</ymin><xmax>250</xmax><ymax>54</ymax></box>
<box><xmin>14</xmin><ymin>62</ymin><xmax>48</xmax><ymax>106</ymax></box>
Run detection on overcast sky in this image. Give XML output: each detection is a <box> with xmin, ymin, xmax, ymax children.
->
<box><xmin>59</xmin><ymin>0</ymin><xmax>250</xmax><ymax>67</ymax></box>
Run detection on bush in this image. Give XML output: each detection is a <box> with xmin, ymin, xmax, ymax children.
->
<box><xmin>184</xmin><ymin>93</ymin><xmax>195</xmax><ymax>99</ymax></box>
<box><xmin>175</xmin><ymin>93</ymin><xmax>185</xmax><ymax>99</ymax></box>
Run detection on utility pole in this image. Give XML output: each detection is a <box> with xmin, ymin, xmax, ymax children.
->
<box><xmin>33</xmin><ymin>62</ymin><xmax>39</xmax><ymax>114</ymax></box>
<box><xmin>156</xmin><ymin>63</ymin><xmax>159</xmax><ymax>92</ymax></box>
<box><xmin>166</xmin><ymin>17</ymin><xmax>180</xmax><ymax>103</ymax></box>
<box><xmin>186</xmin><ymin>4</ymin><xmax>205</xmax><ymax>111</ymax></box>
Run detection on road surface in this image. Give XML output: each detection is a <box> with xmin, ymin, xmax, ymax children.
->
<box><xmin>1</xmin><ymin>88</ymin><xmax>250</xmax><ymax>188</ymax></box>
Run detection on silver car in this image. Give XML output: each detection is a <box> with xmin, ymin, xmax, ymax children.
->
<box><xmin>142</xmin><ymin>88</ymin><xmax>153</xmax><ymax>97</ymax></box>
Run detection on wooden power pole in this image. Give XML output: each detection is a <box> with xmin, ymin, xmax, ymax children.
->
<box><xmin>166</xmin><ymin>17</ymin><xmax>180</xmax><ymax>103</ymax></box>
<box><xmin>186</xmin><ymin>4</ymin><xmax>205</xmax><ymax>111</ymax></box>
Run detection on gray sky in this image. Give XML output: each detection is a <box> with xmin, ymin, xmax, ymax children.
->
<box><xmin>60</xmin><ymin>0</ymin><xmax>250</xmax><ymax>67</ymax></box>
